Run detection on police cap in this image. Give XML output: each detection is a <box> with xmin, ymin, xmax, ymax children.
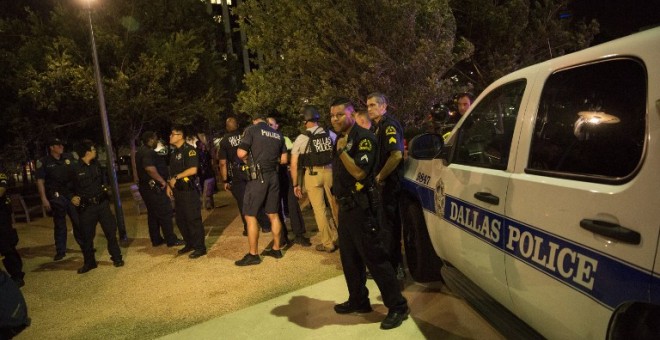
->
<box><xmin>47</xmin><ymin>138</ymin><xmax>63</xmax><ymax>147</ymax></box>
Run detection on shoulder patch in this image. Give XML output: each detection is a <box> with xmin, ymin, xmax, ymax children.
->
<box><xmin>358</xmin><ymin>139</ymin><xmax>373</xmax><ymax>151</ymax></box>
<box><xmin>385</xmin><ymin>126</ymin><xmax>397</xmax><ymax>135</ymax></box>
<box><xmin>65</xmin><ymin>159</ymin><xmax>71</xmax><ymax>165</ymax></box>
<box><xmin>189</xmin><ymin>150</ymin><xmax>197</xmax><ymax>157</ymax></box>
<box><xmin>389</xmin><ymin>136</ymin><xmax>397</xmax><ymax>144</ymax></box>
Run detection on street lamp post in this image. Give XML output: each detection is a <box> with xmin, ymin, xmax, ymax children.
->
<box><xmin>85</xmin><ymin>0</ymin><xmax>127</xmax><ymax>239</ymax></box>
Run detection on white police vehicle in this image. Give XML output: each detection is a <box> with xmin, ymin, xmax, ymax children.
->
<box><xmin>402</xmin><ymin>27</ymin><xmax>660</xmax><ymax>339</ymax></box>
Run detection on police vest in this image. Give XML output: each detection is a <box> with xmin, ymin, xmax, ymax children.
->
<box><xmin>300</xmin><ymin>127</ymin><xmax>333</xmax><ymax>168</ymax></box>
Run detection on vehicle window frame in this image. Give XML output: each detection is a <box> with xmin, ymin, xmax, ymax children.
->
<box><xmin>525</xmin><ymin>57</ymin><xmax>647</xmax><ymax>184</ymax></box>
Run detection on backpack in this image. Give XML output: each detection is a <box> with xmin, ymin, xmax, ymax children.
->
<box><xmin>299</xmin><ymin>127</ymin><xmax>334</xmax><ymax>169</ymax></box>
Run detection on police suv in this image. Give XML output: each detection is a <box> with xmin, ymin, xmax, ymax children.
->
<box><xmin>402</xmin><ymin>27</ymin><xmax>660</xmax><ymax>339</ymax></box>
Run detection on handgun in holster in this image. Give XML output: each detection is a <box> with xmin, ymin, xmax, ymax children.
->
<box><xmin>148</xmin><ymin>179</ymin><xmax>162</xmax><ymax>193</ymax></box>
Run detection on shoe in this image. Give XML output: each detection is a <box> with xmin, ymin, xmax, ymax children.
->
<box><xmin>262</xmin><ymin>249</ymin><xmax>283</xmax><ymax>259</ymax></box>
<box><xmin>380</xmin><ymin>307</ymin><xmax>410</xmax><ymax>330</ymax></box>
<box><xmin>334</xmin><ymin>300</ymin><xmax>372</xmax><ymax>314</ymax></box>
<box><xmin>152</xmin><ymin>240</ymin><xmax>165</xmax><ymax>247</ymax></box>
<box><xmin>189</xmin><ymin>249</ymin><xmax>207</xmax><ymax>259</ymax></box>
<box><xmin>53</xmin><ymin>253</ymin><xmax>65</xmax><ymax>261</ymax></box>
<box><xmin>166</xmin><ymin>239</ymin><xmax>185</xmax><ymax>247</ymax></box>
<box><xmin>113</xmin><ymin>260</ymin><xmax>125</xmax><ymax>267</ymax></box>
<box><xmin>177</xmin><ymin>246</ymin><xmax>194</xmax><ymax>255</ymax></box>
<box><xmin>235</xmin><ymin>253</ymin><xmax>262</xmax><ymax>266</ymax></box>
<box><xmin>119</xmin><ymin>234</ymin><xmax>129</xmax><ymax>241</ymax></box>
<box><xmin>293</xmin><ymin>235</ymin><xmax>312</xmax><ymax>247</ymax></box>
<box><xmin>12</xmin><ymin>277</ymin><xmax>25</xmax><ymax>288</ymax></box>
<box><xmin>77</xmin><ymin>263</ymin><xmax>98</xmax><ymax>274</ymax></box>
<box><xmin>315</xmin><ymin>244</ymin><xmax>337</xmax><ymax>253</ymax></box>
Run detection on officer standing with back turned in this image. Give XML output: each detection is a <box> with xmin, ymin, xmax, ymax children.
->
<box><xmin>329</xmin><ymin>98</ymin><xmax>409</xmax><ymax>330</ymax></box>
<box><xmin>167</xmin><ymin>125</ymin><xmax>207</xmax><ymax>259</ymax></box>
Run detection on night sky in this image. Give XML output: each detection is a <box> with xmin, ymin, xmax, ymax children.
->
<box><xmin>570</xmin><ymin>0</ymin><xmax>660</xmax><ymax>44</ymax></box>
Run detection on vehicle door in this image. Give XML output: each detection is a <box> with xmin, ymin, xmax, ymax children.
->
<box><xmin>435</xmin><ymin>78</ymin><xmax>530</xmax><ymax>308</ymax></box>
<box><xmin>505</xmin><ymin>56</ymin><xmax>660</xmax><ymax>339</ymax></box>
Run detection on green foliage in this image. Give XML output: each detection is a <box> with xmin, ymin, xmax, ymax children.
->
<box><xmin>235</xmin><ymin>0</ymin><xmax>471</xmax><ymax>127</ymax></box>
<box><xmin>450</xmin><ymin>0</ymin><xmax>599</xmax><ymax>90</ymax></box>
<box><xmin>0</xmin><ymin>0</ymin><xmax>230</xmax><ymax>166</ymax></box>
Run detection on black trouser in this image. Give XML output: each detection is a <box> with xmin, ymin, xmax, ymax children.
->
<box><xmin>381</xmin><ymin>179</ymin><xmax>403</xmax><ymax>269</ymax></box>
<box><xmin>277</xmin><ymin>168</ymin><xmax>306</xmax><ymax>239</ymax></box>
<box><xmin>79</xmin><ymin>200</ymin><xmax>122</xmax><ymax>265</ymax></box>
<box><xmin>230</xmin><ymin>178</ymin><xmax>271</xmax><ymax>232</ymax></box>
<box><xmin>49</xmin><ymin>195</ymin><xmax>83</xmax><ymax>254</ymax></box>
<box><xmin>337</xmin><ymin>199</ymin><xmax>407</xmax><ymax>312</ymax></box>
<box><xmin>0</xmin><ymin>214</ymin><xmax>24</xmax><ymax>280</ymax></box>
<box><xmin>139</xmin><ymin>185</ymin><xmax>179</xmax><ymax>245</ymax></box>
<box><xmin>173</xmin><ymin>189</ymin><xmax>206</xmax><ymax>251</ymax></box>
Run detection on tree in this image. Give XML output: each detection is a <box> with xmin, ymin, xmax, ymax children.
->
<box><xmin>235</xmin><ymin>0</ymin><xmax>472</xmax><ymax>129</ymax></box>
<box><xmin>449</xmin><ymin>0</ymin><xmax>599</xmax><ymax>91</ymax></box>
<box><xmin>3</xmin><ymin>0</ymin><xmax>231</xmax><ymax>182</ymax></box>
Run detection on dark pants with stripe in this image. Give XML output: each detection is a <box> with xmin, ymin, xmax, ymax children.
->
<box><xmin>337</xmin><ymin>198</ymin><xmax>407</xmax><ymax>312</ymax></box>
<box><xmin>173</xmin><ymin>189</ymin><xmax>206</xmax><ymax>251</ymax></box>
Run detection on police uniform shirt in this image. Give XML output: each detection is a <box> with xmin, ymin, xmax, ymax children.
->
<box><xmin>219</xmin><ymin>131</ymin><xmax>247</xmax><ymax>181</ymax></box>
<box><xmin>375</xmin><ymin>113</ymin><xmax>404</xmax><ymax>176</ymax></box>
<box><xmin>72</xmin><ymin>160</ymin><xmax>105</xmax><ymax>199</ymax></box>
<box><xmin>238</xmin><ymin>121</ymin><xmax>286</xmax><ymax>172</ymax></box>
<box><xmin>0</xmin><ymin>172</ymin><xmax>10</xmax><ymax>215</ymax></box>
<box><xmin>332</xmin><ymin>125</ymin><xmax>377</xmax><ymax>198</ymax></box>
<box><xmin>135</xmin><ymin>145</ymin><xmax>168</xmax><ymax>185</ymax></box>
<box><xmin>170</xmin><ymin>142</ymin><xmax>199</xmax><ymax>180</ymax></box>
<box><xmin>35</xmin><ymin>153</ymin><xmax>76</xmax><ymax>198</ymax></box>
<box><xmin>291</xmin><ymin>126</ymin><xmax>337</xmax><ymax>156</ymax></box>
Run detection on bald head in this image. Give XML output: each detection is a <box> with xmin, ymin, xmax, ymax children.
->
<box><xmin>226</xmin><ymin>117</ymin><xmax>239</xmax><ymax>132</ymax></box>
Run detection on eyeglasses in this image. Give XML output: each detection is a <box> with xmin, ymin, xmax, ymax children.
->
<box><xmin>330</xmin><ymin>113</ymin><xmax>345</xmax><ymax>120</ymax></box>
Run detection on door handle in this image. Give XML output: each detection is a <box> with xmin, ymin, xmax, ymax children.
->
<box><xmin>580</xmin><ymin>219</ymin><xmax>641</xmax><ymax>245</ymax></box>
<box><xmin>474</xmin><ymin>192</ymin><xmax>499</xmax><ymax>205</ymax></box>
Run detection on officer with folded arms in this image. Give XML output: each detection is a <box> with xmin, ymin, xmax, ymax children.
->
<box><xmin>71</xmin><ymin>140</ymin><xmax>124</xmax><ymax>274</ymax></box>
<box><xmin>135</xmin><ymin>131</ymin><xmax>184</xmax><ymax>248</ymax></box>
<box><xmin>329</xmin><ymin>98</ymin><xmax>409</xmax><ymax>330</ymax></box>
<box><xmin>234</xmin><ymin>114</ymin><xmax>288</xmax><ymax>266</ymax></box>
<box><xmin>166</xmin><ymin>125</ymin><xmax>207</xmax><ymax>259</ymax></box>
<box><xmin>36</xmin><ymin>138</ymin><xmax>83</xmax><ymax>261</ymax></box>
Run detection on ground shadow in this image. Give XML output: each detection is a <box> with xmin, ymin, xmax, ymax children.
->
<box><xmin>271</xmin><ymin>296</ymin><xmax>383</xmax><ymax>329</ymax></box>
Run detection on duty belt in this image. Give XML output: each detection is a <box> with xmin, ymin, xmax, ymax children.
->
<box><xmin>82</xmin><ymin>192</ymin><xmax>107</xmax><ymax>206</ymax></box>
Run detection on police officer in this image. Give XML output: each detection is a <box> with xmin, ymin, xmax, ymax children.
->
<box><xmin>135</xmin><ymin>131</ymin><xmax>184</xmax><ymax>248</ymax></box>
<box><xmin>166</xmin><ymin>125</ymin><xmax>207</xmax><ymax>259</ymax></box>
<box><xmin>219</xmin><ymin>117</ymin><xmax>272</xmax><ymax>237</ymax></box>
<box><xmin>36</xmin><ymin>138</ymin><xmax>83</xmax><ymax>261</ymax></box>
<box><xmin>330</xmin><ymin>98</ymin><xmax>409</xmax><ymax>330</ymax></box>
<box><xmin>0</xmin><ymin>168</ymin><xmax>25</xmax><ymax>287</ymax></box>
<box><xmin>234</xmin><ymin>114</ymin><xmax>288</xmax><ymax>266</ymax></box>
<box><xmin>71</xmin><ymin>140</ymin><xmax>124</xmax><ymax>274</ymax></box>
<box><xmin>291</xmin><ymin>106</ymin><xmax>337</xmax><ymax>250</ymax></box>
<box><xmin>367</xmin><ymin>92</ymin><xmax>406</xmax><ymax>280</ymax></box>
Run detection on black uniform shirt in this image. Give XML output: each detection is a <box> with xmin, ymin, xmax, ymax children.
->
<box><xmin>136</xmin><ymin>145</ymin><xmax>168</xmax><ymax>185</ymax></box>
<box><xmin>219</xmin><ymin>131</ymin><xmax>247</xmax><ymax>181</ymax></box>
<box><xmin>0</xmin><ymin>172</ymin><xmax>10</xmax><ymax>215</ymax></box>
<box><xmin>238</xmin><ymin>121</ymin><xmax>286</xmax><ymax>173</ymax></box>
<box><xmin>169</xmin><ymin>142</ymin><xmax>199</xmax><ymax>179</ymax></box>
<box><xmin>72</xmin><ymin>160</ymin><xmax>105</xmax><ymax>199</ymax></box>
<box><xmin>35</xmin><ymin>153</ymin><xmax>76</xmax><ymax>198</ymax></box>
<box><xmin>332</xmin><ymin>124</ymin><xmax>377</xmax><ymax>198</ymax></box>
<box><xmin>375</xmin><ymin>113</ymin><xmax>404</xmax><ymax>178</ymax></box>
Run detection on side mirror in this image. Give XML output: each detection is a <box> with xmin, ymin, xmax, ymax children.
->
<box><xmin>409</xmin><ymin>133</ymin><xmax>444</xmax><ymax>160</ymax></box>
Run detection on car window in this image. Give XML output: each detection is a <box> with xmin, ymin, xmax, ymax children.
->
<box><xmin>527</xmin><ymin>58</ymin><xmax>646</xmax><ymax>182</ymax></box>
<box><xmin>452</xmin><ymin>80</ymin><xmax>526</xmax><ymax>169</ymax></box>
